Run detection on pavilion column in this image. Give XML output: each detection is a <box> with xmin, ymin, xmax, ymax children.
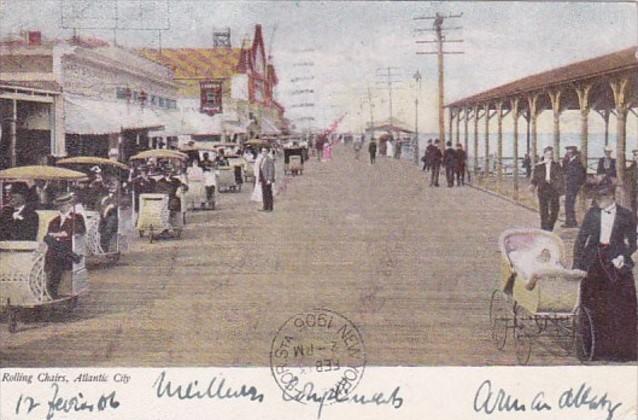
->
<box><xmin>495</xmin><ymin>101</ymin><xmax>506</xmax><ymax>190</ymax></box>
<box><xmin>511</xmin><ymin>97</ymin><xmax>520</xmax><ymax>200</ymax></box>
<box><xmin>576</xmin><ymin>83</ymin><xmax>592</xmax><ymax>215</ymax></box>
<box><xmin>527</xmin><ymin>94</ymin><xmax>540</xmax><ymax>166</ymax></box>
<box><xmin>484</xmin><ymin>103</ymin><xmax>491</xmax><ymax>177</ymax></box>
<box><xmin>548</xmin><ymin>89</ymin><xmax>563</xmax><ymax>161</ymax></box>
<box><xmin>463</xmin><ymin>107</ymin><xmax>470</xmax><ymax>156</ymax></box>
<box><xmin>473</xmin><ymin>105</ymin><xmax>480</xmax><ymax>175</ymax></box>
<box><xmin>610</xmin><ymin>77</ymin><xmax>632</xmax><ymax>207</ymax></box>
<box><xmin>448</xmin><ymin>107</ymin><xmax>455</xmax><ymax>148</ymax></box>
<box><xmin>602</xmin><ymin>109</ymin><xmax>610</xmax><ymax>146</ymax></box>
<box><xmin>575</xmin><ymin>84</ymin><xmax>592</xmax><ymax>168</ymax></box>
<box><xmin>525</xmin><ymin>110</ymin><xmax>530</xmax><ymax>156</ymax></box>
<box><xmin>455</xmin><ymin>108</ymin><xmax>461</xmax><ymax>146</ymax></box>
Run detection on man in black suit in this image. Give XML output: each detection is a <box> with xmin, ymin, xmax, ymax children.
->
<box><xmin>561</xmin><ymin>145</ymin><xmax>587</xmax><ymax>228</ymax></box>
<box><xmin>443</xmin><ymin>141</ymin><xmax>457</xmax><ymax>188</ymax></box>
<box><xmin>530</xmin><ymin>146</ymin><xmax>564</xmax><ymax>231</ymax></box>
<box><xmin>573</xmin><ymin>182</ymin><xmax>637</xmax><ymax>361</ymax></box>
<box><xmin>421</xmin><ymin>139</ymin><xmax>434</xmax><ymax>171</ymax></box>
<box><xmin>455</xmin><ymin>143</ymin><xmax>467</xmax><ymax>186</ymax></box>
<box><xmin>0</xmin><ymin>183</ymin><xmax>39</xmax><ymax>241</ymax></box>
<box><xmin>429</xmin><ymin>139</ymin><xmax>443</xmax><ymax>187</ymax></box>
<box><xmin>596</xmin><ymin>146</ymin><xmax>617</xmax><ymax>182</ymax></box>
<box><xmin>131</xmin><ymin>165</ymin><xmax>157</xmax><ymax>212</ymax></box>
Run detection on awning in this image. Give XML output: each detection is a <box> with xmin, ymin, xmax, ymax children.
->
<box><xmin>64</xmin><ymin>96</ymin><xmax>164</xmax><ymax>135</ymax></box>
<box><xmin>261</xmin><ymin>117</ymin><xmax>281</xmax><ymax>135</ymax></box>
<box><xmin>181</xmin><ymin>111</ymin><xmax>224</xmax><ymax>136</ymax></box>
<box><xmin>148</xmin><ymin>109</ymin><xmax>186</xmax><ymax>137</ymax></box>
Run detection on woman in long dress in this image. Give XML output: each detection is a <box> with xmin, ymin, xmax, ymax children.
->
<box><xmin>251</xmin><ymin>150</ymin><xmax>264</xmax><ymax>204</ymax></box>
<box><xmin>573</xmin><ymin>183</ymin><xmax>638</xmax><ymax>361</ymax></box>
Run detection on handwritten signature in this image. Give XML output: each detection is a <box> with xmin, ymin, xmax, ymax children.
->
<box><xmin>152</xmin><ymin>370</ymin><xmax>264</xmax><ymax>403</ymax></box>
<box><xmin>15</xmin><ymin>382</ymin><xmax>120</xmax><ymax>420</ymax></box>
<box><xmin>282</xmin><ymin>380</ymin><xmax>404</xmax><ymax>419</ymax></box>
<box><xmin>474</xmin><ymin>379</ymin><xmax>622</xmax><ymax>420</ymax></box>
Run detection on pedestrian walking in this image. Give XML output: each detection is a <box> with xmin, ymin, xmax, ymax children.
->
<box><xmin>597</xmin><ymin>146</ymin><xmax>617</xmax><ymax>182</ymax></box>
<box><xmin>573</xmin><ymin>182</ymin><xmax>637</xmax><ymax>361</ymax></box>
<box><xmin>455</xmin><ymin>143</ymin><xmax>467</xmax><ymax>186</ymax></box>
<box><xmin>561</xmin><ymin>145</ymin><xmax>586</xmax><ymax>228</ymax></box>
<box><xmin>530</xmin><ymin>146</ymin><xmax>564</xmax><ymax>231</ymax></box>
<box><xmin>368</xmin><ymin>137</ymin><xmax>377</xmax><ymax>164</ymax></box>
<box><xmin>251</xmin><ymin>148</ymin><xmax>266</xmax><ymax>205</ymax></box>
<box><xmin>260</xmin><ymin>148</ymin><xmax>276</xmax><ymax>212</ymax></box>
<box><xmin>443</xmin><ymin>141</ymin><xmax>457</xmax><ymax>188</ymax></box>
<box><xmin>353</xmin><ymin>135</ymin><xmax>363</xmax><ymax>160</ymax></box>
<box><xmin>315</xmin><ymin>136</ymin><xmax>325</xmax><ymax>162</ymax></box>
<box><xmin>421</xmin><ymin>139</ymin><xmax>434</xmax><ymax>171</ymax></box>
<box><xmin>429</xmin><ymin>139</ymin><xmax>442</xmax><ymax>187</ymax></box>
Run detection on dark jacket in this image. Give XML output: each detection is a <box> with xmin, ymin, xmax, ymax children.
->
<box><xmin>156</xmin><ymin>177</ymin><xmax>186</xmax><ymax>211</ymax></box>
<box><xmin>597</xmin><ymin>157</ymin><xmax>617</xmax><ymax>179</ymax></box>
<box><xmin>573</xmin><ymin>205</ymin><xmax>637</xmax><ymax>272</ymax></box>
<box><xmin>429</xmin><ymin>146</ymin><xmax>443</xmax><ymax>165</ymax></box>
<box><xmin>368</xmin><ymin>141</ymin><xmax>377</xmax><ymax>155</ymax></box>
<box><xmin>443</xmin><ymin>147</ymin><xmax>456</xmax><ymax>166</ymax></box>
<box><xmin>132</xmin><ymin>176</ymin><xmax>156</xmax><ymax>195</ymax></box>
<box><xmin>455</xmin><ymin>149</ymin><xmax>467</xmax><ymax>170</ymax></box>
<box><xmin>0</xmin><ymin>204</ymin><xmax>39</xmax><ymax>241</ymax></box>
<box><xmin>531</xmin><ymin>161</ymin><xmax>564</xmax><ymax>195</ymax></box>
<box><xmin>260</xmin><ymin>155</ymin><xmax>276</xmax><ymax>183</ymax></box>
<box><xmin>45</xmin><ymin>212</ymin><xmax>86</xmax><ymax>272</ymax></box>
<box><xmin>562</xmin><ymin>156</ymin><xmax>586</xmax><ymax>192</ymax></box>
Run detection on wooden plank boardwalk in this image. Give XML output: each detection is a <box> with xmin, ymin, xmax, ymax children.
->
<box><xmin>1</xmin><ymin>146</ymin><xmax>619</xmax><ymax>367</ymax></box>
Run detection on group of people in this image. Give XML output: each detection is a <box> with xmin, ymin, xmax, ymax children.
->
<box><xmin>529</xmin><ymin>145</ymin><xmax>620</xmax><ymax>232</ymax></box>
<box><xmin>421</xmin><ymin>139</ymin><xmax>467</xmax><ymax>187</ymax></box>
<box><xmin>130</xmin><ymin>164</ymin><xmax>188</xmax><ymax>220</ymax></box>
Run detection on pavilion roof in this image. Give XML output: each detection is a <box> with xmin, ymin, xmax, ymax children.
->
<box><xmin>447</xmin><ymin>46</ymin><xmax>638</xmax><ymax>109</ymax></box>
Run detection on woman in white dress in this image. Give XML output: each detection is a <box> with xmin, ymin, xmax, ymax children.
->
<box><xmin>251</xmin><ymin>149</ymin><xmax>265</xmax><ymax>204</ymax></box>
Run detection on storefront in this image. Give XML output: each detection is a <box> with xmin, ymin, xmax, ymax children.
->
<box><xmin>0</xmin><ymin>82</ymin><xmax>63</xmax><ymax>168</ymax></box>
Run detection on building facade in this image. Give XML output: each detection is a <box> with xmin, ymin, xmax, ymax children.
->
<box><xmin>0</xmin><ymin>32</ymin><xmax>181</xmax><ymax>165</ymax></box>
<box><xmin>138</xmin><ymin>24</ymin><xmax>286</xmax><ymax>144</ymax></box>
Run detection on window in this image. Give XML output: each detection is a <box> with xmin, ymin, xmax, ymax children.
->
<box><xmin>151</xmin><ymin>95</ymin><xmax>158</xmax><ymax>106</ymax></box>
<box><xmin>159</xmin><ymin>97</ymin><xmax>166</xmax><ymax>107</ymax></box>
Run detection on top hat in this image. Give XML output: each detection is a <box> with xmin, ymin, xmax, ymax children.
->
<box><xmin>53</xmin><ymin>191</ymin><xmax>76</xmax><ymax>206</ymax></box>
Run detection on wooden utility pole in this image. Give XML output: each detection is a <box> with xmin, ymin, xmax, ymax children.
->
<box><xmin>375</xmin><ymin>66</ymin><xmax>402</xmax><ymax>138</ymax></box>
<box><xmin>415</xmin><ymin>12</ymin><xmax>463</xmax><ymax>151</ymax></box>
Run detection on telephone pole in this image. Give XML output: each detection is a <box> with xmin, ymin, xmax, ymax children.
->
<box><xmin>375</xmin><ymin>67</ymin><xmax>403</xmax><ymax>139</ymax></box>
<box><xmin>415</xmin><ymin>12</ymin><xmax>464</xmax><ymax>150</ymax></box>
<box><xmin>414</xmin><ymin>70</ymin><xmax>422</xmax><ymax>164</ymax></box>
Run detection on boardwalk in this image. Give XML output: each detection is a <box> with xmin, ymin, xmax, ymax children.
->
<box><xmin>1</xmin><ymin>146</ymin><xmax>593</xmax><ymax>366</ymax></box>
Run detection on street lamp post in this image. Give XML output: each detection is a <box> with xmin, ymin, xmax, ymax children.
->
<box><xmin>413</xmin><ymin>70</ymin><xmax>422</xmax><ymax>165</ymax></box>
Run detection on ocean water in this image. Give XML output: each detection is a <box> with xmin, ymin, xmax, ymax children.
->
<box><xmin>416</xmin><ymin>132</ymin><xmax>638</xmax><ymax>161</ymax></box>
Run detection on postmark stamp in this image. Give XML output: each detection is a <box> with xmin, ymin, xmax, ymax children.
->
<box><xmin>270</xmin><ymin>308</ymin><xmax>366</xmax><ymax>404</ymax></box>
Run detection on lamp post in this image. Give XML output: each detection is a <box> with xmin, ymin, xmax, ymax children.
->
<box><xmin>413</xmin><ymin>69</ymin><xmax>422</xmax><ymax>165</ymax></box>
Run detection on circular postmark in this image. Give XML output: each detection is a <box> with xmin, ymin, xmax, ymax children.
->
<box><xmin>270</xmin><ymin>308</ymin><xmax>366</xmax><ymax>404</ymax></box>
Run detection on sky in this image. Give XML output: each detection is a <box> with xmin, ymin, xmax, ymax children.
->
<box><xmin>0</xmin><ymin>0</ymin><xmax>637</xmax><ymax>134</ymax></box>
